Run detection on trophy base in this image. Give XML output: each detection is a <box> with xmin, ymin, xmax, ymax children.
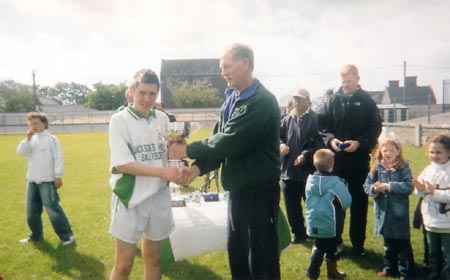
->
<box><xmin>167</xmin><ymin>159</ymin><xmax>185</xmax><ymax>167</ymax></box>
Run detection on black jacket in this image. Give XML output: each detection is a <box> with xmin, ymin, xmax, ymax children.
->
<box><xmin>318</xmin><ymin>87</ymin><xmax>382</xmax><ymax>162</ymax></box>
<box><xmin>280</xmin><ymin>110</ymin><xmax>322</xmax><ymax>181</ymax></box>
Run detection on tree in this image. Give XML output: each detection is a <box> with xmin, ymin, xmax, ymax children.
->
<box><xmin>84</xmin><ymin>82</ymin><xmax>127</xmax><ymax>110</ymax></box>
<box><xmin>0</xmin><ymin>80</ymin><xmax>38</xmax><ymax>112</ymax></box>
<box><xmin>171</xmin><ymin>80</ymin><xmax>221</xmax><ymax>108</ymax></box>
<box><xmin>39</xmin><ymin>82</ymin><xmax>90</xmax><ymax>105</ymax></box>
<box><xmin>2</xmin><ymin>90</ymin><xmax>35</xmax><ymax>112</ymax></box>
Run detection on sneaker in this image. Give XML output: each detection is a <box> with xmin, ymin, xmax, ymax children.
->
<box><xmin>377</xmin><ymin>270</ymin><xmax>399</xmax><ymax>278</ymax></box>
<box><xmin>19</xmin><ymin>237</ymin><xmax>32</xmax><ymax>244</ymax></box>
<box><xmin>291</xmin><ymin>234</ymin><xmax>307</xmax><ymax>244</ymax></box>
<box><xmin>62</xmin><ymin>235</ymin><xmax>76</xmax><ymax>246</ymax></box>
<box><xmin>19</xmin><ymin>237</ymin><xmax>42</xmax><ymax>244</ymax></box>
<box><xmin>352</xmin><ymin>246</ymin><xmax>366</xmax><ymax>257</ymax></box>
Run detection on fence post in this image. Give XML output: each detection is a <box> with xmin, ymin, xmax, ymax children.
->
<box><xmin>415</xmin><ymin>124</ymin><xmax>422</xmax><ymax>147</ymax></box>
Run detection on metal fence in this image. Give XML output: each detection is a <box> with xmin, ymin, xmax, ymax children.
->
<box><xmin>0</xmin><ymin>108</ymin><xmax>220</xmax><ymax>135</ymax></box>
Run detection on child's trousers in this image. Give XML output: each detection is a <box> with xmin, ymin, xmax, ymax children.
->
<box><xmin>26</xmin><ymin>182</ymin><xmax>73</xmax><ymax>241</ymax></box>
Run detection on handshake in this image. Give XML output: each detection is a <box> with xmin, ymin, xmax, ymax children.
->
<box><xmin>166</xmin><ymin>140</ymin><xmax>199</xmax><ymax>186</ymax></box>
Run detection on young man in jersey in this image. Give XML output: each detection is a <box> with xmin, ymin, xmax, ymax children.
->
<box><xmin>108</xmin><ymin>69</ymin><xmax>184</xmax><ymax>280</ymax></box>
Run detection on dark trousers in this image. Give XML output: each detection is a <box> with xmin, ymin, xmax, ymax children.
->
<box><xmin>382</xmin><ymin>237</ymin><xmax>415</xmax><ymax>278</ymax></box>
<box><xmin>334</xmin><ymin>159</ymin><xmax>369</xmax><ymax>249</ymax></box>
<box><xmin>228</xmin><ymin>181</ymin><xmax>280</xmax><ymax>280</ymax></box>
<box><xmin>26</xmin><ymin>182</ymin><xmax>73</xmax><ymax>241</ymax></box>
<box><xmin>281</xmin><ymin>179</ymin><xmax>306</xmax><ymax>237</ymax></box>
<box><xmin>427</xmin><ymin>231</ymin><xmax>450</xmax><ymax>280</ymax></box>
<box><xmin>307</xmin><ymin>237</ymin><xmax>337</xmax><ymax>278</ymax></box>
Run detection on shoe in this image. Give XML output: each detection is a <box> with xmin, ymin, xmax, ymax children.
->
<box><xmin>62</xmin><ymin>235</ymin><xmax>76</xmax><ymax>246</ymax></box>
<box><xmin>376</xmin><ymin>270</ymin><xmax>400</xmax><ymax>278</ymax></box>
<box><xmin>377</xmin><ymin>271</ymin><xmax>389</xmax><ymax>277</ymax></box>
<box><xmin>291</xmin><ymin>234</ymin><xmax>307</xmax><ymax>244</ymax></box>
<box><xmin>352</xmin><ymin>246</ymin><xmax>366</xmax><ymax>257</ymax></box>
<box><xmin>19</xmin><ymin>237</ymin><xmax>42</xmax><ymax>244</ymax></box>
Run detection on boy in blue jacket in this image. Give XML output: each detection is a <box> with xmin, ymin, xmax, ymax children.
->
<box><xmin>306</xmin><ymin>149</ymin><xmax>352</xmax><ymax>280</ymax></box>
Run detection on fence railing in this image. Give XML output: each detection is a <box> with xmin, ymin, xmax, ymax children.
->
<box><xmin>2</xmin><ymin>110</ymin><xmax>450</xmax><ymax>147</ymax></box>
<box><xmin>0</xmin><ymin>109</ymin><xmax>220</xmax><ymax>135</ymax></box>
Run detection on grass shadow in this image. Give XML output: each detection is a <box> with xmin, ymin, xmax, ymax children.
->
<box><xmin>163</xmin><ymin>260</ymin><xmax>225</xmax><ymax>280</ymax></box>
<box><xmin>33</xmin><ymin>240</ymin><xmax>105</xmax><ymax>279</ymax></box>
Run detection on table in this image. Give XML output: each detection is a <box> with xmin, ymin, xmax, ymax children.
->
<box><xmin>161</xmin><ymin>198</ymin><xmax>291</xmax><ymax>266</ymax></box>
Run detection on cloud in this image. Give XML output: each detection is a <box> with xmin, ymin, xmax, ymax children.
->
<box><xmin>0</xmin><ymin>0</ymin><xmax>449</xmax><ymax>104</ymax></box>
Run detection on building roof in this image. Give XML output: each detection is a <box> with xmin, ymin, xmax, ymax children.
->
<box><xmin>366</xmin><ymin>90</ymin><xmax>384</xmax><ymax>104</ymax></box>
<box><xmin>385</xmin><ymin>76</ymin><xmax>436</xmax><ymax>105</ymax></box>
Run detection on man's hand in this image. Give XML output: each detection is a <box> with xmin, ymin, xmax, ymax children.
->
<box><xmin>345</xmin><ymin>140</ymin><xmax>360</xmax><ymax>152</ymax></box>
<box><xmin>331</xmin><ymin>139</ymin><xmax>359</xmax><ymax>152</ymax></box>
<box><xmin>279</xmin><ymin>144</ymin><xmax>290</xmax><ymax>155</ymax></box>
<box><xmin>180</xmin><ymin>165</ymin><xmax>201</xmax><ymax>186</ymax></box>
<box><xmin>54</xmin><ymin>178</ymin><xmax>63</xmax><ymax>188</ymax></box>
<box><xmin>168</xmin><ymin>140</ymin><xmax>188</xmax><ymax>159</ymax></box>
<box><xmin>293</xmin><ymin>154</ymin><xmax>306</xmax><ymax>166</ymax></box>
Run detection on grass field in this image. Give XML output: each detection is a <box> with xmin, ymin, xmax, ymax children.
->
<box><xmin>0</xmin><ymin>131</ymin><xmax>431</xmax><ymax>279</ymax></box>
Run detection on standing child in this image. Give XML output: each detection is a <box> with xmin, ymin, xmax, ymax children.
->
<box><xmin>306</xmin><ymin>149</ymin><xmax>351</xmax><ymax>280</ymax></box>
<box><xmin>16</xmin><ymin>112</ymin><xmax>75</xmax><ymax>245</ymax></box>
<box><xmin>108</xmin><ymin>69</ymin><xmax>185</xmax><ymax>280</ymax></box>
<box><xmin>364</xmin><ymin>138</ymin><xmax>415</xmax><ymax>279</ymax></box>
<box><xmin>413</xmin><ymin>134</ymin><xmax>450</xmax><ymax>280</ymax></box>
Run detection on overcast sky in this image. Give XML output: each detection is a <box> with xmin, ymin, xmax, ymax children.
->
<box><xmin>1</xmin><ymin>0</ymin><xmax>450</xmax><ymax>104</ymax></box>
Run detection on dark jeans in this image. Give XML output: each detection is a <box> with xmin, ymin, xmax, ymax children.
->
<box><xmin>333</xmin><ymin>159</ymin><xmax>369</xmax><ymax>249</ymax></box>
<box><xmin>427</xmin><ymin>231</ymin><xmax>450</xmax><ymax>280</ymax></box>
<box><xmin>228</xmin><ymin>181</ymin><xmax>280</xmax><ymax>280</ymax></box>
<box><xmin>307</xmin><ymin>237</ymin><xmax>337</xmax><ymax>278</ymax></box>
<box><xmin>281</xmin><ymin>179</ymin><xmax>306</xmax><ymax>237</ymax></box>
<box><xmin>26</xmin><ymin>181</ymin><xmax>73</xmax><ymax>241</ymax></box>
<box><xmin>382</xmin><ymin>237</ymin><xmax>415</xmax><ymax>278</ymax></box>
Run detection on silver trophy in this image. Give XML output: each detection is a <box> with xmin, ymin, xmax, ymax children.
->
<box><xmin>163</xmin><ymin>121</ymin><xmax>191</xmax><ymax>167</ymax></box>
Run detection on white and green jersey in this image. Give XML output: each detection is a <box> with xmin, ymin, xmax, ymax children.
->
<box><xmin>109</xmin><ymin>106</ymin><xmax>170</xmax><ymax>208</ymax></box>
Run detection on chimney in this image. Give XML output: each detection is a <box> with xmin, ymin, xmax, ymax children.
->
<box><xmin>388</xmin><ymin>80</ymin><xmax>399</xmax><ymax>87</ymax></box>
<box><xmin>405</xmin><ymin>76</ymin><xmax>417</xmax><ymax>88</ymax></box>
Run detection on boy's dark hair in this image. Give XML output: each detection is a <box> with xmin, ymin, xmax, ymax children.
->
<box><xmin>431</xmin><ymin>134</ymin><xmax>450</xmax><ymax>152</ymax></box>
<box><xmin>131</xmin><ymin>69</ymin><xmax>160</xmax><ymax>90</ymax></box>
<box><xmin>313</xmin><ymin>149</ymin><xmax>334</xmax><ymax>172</ymax></box>
<box><xmin>27</xmin><ymin>112</ymin><xmax>48</xmax><ymax>129</ymax></box>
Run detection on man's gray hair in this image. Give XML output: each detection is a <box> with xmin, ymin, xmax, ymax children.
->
<box><xmin>227</xmin><ymin>43</ymin><xmax>254</xmax><ymax>71</ymax></box>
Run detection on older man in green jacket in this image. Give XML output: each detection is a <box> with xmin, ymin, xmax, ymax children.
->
<box><xmin>169</xmin><ymin>43</ymin><xmax>281</xmax><ymax>280</ymax></box>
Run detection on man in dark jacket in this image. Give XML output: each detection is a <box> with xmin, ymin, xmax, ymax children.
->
<box><xmin>169</xmin><ymin>43</ymin><xmax>281</xmax><ymax>279</ymax></box>
<box><xmin>280</xmin><ymin>88</ymin><xmax>321</xmax><ymax>243</ymax></box>
<box><xmin>318</xmin><ymin>64</ymin><xmax>382</xmax><ymax>257</ymax></box>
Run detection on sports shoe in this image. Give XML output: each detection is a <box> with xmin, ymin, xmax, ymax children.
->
<box><xmin>377</xmin><ymin>270</ymin><xmax>399</xmax><ymax>278</ymax></box>
<box><xmin>19</xmin><ymin>237</ymin><xmax>42</xmax><ymax>244</ymax></box>
<box><xmin>291</xmin><ymin>234</ymin><xmax>307</xmax><ymax>244</ymax></box>
<box><xmin>62</xmin><ymin>235</ymin><xmax>76</xmax><ymax>246</ymax></box>
<box><xmin>352</xmin><ymin>246</ymin><xmax>366</xmax><ymax>257</ymax></box>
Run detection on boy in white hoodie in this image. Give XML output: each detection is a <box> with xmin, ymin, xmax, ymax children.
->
<box><xmin>17</xmin><ymin>112</ymin><xmax>75</xmax><ymax>245</ymax></box>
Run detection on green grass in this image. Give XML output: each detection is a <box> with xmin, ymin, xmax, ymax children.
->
<box><xmin>0</xmin><ymin>131</ymin><xmax>431</xmax><ymax>279</ymax></box>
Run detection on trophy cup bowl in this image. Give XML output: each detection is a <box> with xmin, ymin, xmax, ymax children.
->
<box><xmin>167</xmin><ymin>122</ymin><xmax>186</xmax><ymax>142</ymax></box>
<box><xmin>165</xmin><ymin>122</ymin><xmax>187</xmax><ymax>167</ymax></box>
